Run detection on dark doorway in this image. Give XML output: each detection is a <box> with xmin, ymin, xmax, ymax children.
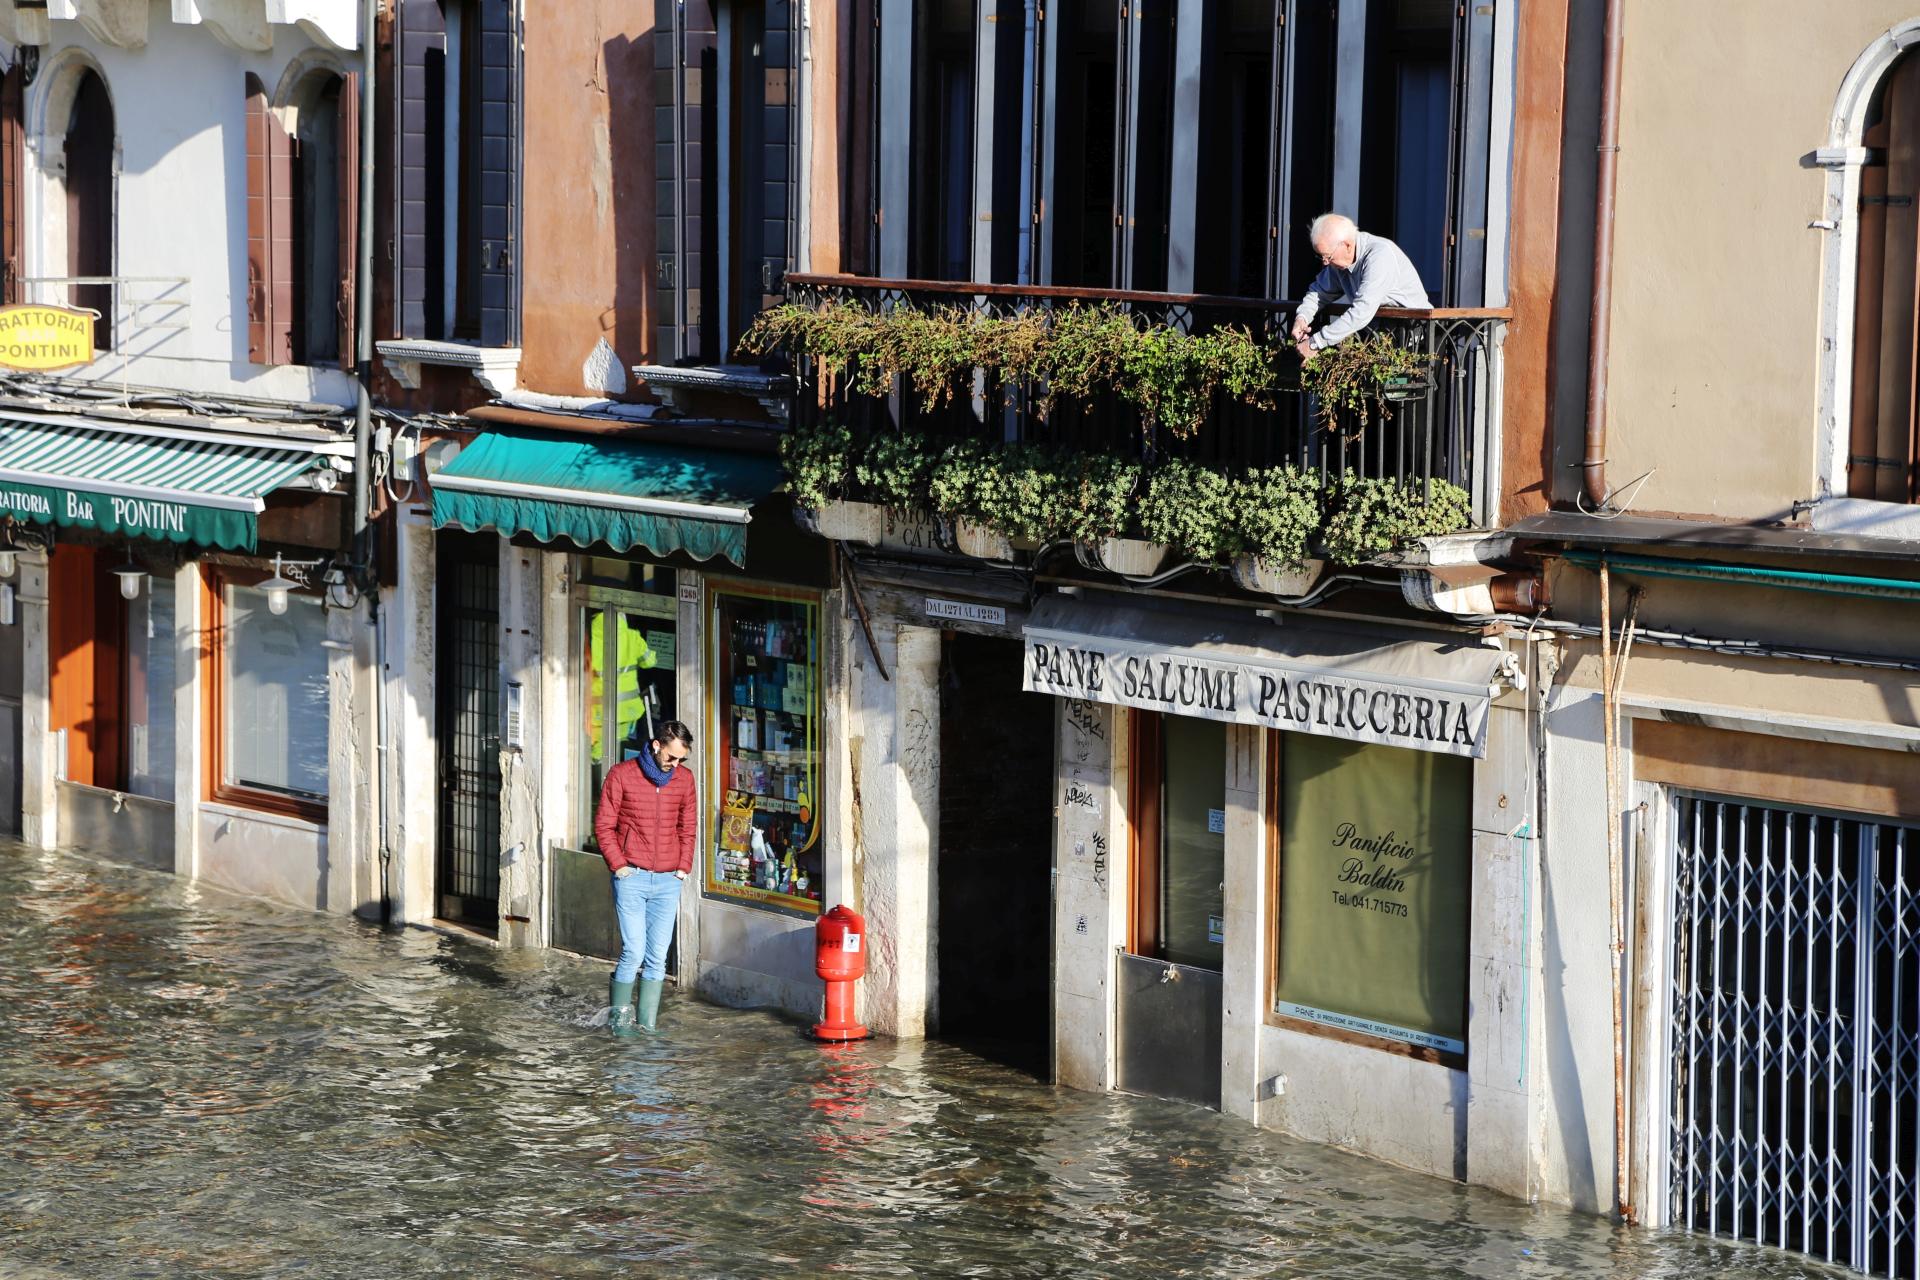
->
<box><xmin>936</xmin><ymin>630</ymin><xmax>1054</xmax><ymax>1077</ymax></box>
<box><xmin>434</xmin><ymin>530</ymin><xmax>501</xmax><ymax>933</ymax></box>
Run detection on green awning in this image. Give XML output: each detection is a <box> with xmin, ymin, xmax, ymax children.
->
<box><xmin>0</xmin><ymin>417</ymin><xmax>332</xmax><ymax>552</ymax></box>
<box><xmin>429</xmin><ymin>429</ymin><xmax>783</xmax><ymax>566</ymax></box>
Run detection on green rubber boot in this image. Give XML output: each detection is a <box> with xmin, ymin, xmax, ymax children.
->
<box><xmin>608</xmin><ymin>976</ymin><xmax>639</xmax><ymax>1039</ymax></box>
<box><xmin>635</xmin><ymin>978</ymin><xmax>665</xmax><ymax>1033</ymax></box>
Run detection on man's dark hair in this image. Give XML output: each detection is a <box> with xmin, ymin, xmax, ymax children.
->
<box><xmin>657</xmin><ymin>720</ymin><xmax>694</xmax><ymax>749</ymax></box>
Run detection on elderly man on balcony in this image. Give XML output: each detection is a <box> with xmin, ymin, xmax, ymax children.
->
<box><xmin>1288</xmin><ymin>214</ymin><xmax>1431</xmax><ymax>359</ymax></box>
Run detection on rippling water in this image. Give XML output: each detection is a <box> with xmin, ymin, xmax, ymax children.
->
<box><xmin>0</xmin><ymin>843</ymin><xmax>1843</xmax><ymax>1279</ymax></box>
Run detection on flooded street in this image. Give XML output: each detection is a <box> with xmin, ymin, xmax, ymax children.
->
<box><xmin>0</xmin><ymin>844</ymin><xmax>1841</xmax><ymax>1280</ymax></box>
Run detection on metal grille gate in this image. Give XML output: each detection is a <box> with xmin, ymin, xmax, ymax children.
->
<box><xmin>434</xmin><ymin>535</ymin><xmax>501</xmax><ymax>931</ymax></box>
<box><xmin>1669</xmin><ymin>794</ymin><xmax>1920</xmax><ymax>1276</ymax></box>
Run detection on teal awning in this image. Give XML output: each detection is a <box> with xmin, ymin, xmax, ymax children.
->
<box><xmin>0</xmin><ymin>417</ymin><xmax>332</xmax><ymax>552</ymax></box>
<box><xmin>429</xmin><ymin>429</ymin><xmax>783</xmax><ymax>566</ymax></box>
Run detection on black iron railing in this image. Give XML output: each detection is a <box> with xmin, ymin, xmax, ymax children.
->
<box><xmin>775</xmin><ymin>273</ymin><xmax>1507</xmax><ymax>514</ymax></box>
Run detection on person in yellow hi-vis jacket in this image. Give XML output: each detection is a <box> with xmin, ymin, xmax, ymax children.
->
<box><xmin>586</xmin><ymin>614</ymin><xmax>664</xmax><ymax>763</ymax></box>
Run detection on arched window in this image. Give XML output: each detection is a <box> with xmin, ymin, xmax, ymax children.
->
<box><xmin>63</xmin><ymin>68</ymin><xmax>114</xmax><ymax>351</ymax></box>
<box><xmin>1849</xmin><ymin>52</ymin><xmax>1920</xmax><ymax>504</ymax></box>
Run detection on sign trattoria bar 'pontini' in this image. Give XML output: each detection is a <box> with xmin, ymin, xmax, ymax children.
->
<box><xmin>1019</xmin><ymin>596</ymin><xmax>1508</xmax><ymax>759</ymax></box>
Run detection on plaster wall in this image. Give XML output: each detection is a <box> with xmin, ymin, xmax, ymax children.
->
<box><xmin>515</xmin><ymin>2</ymin><xmax>655</xmax><ymax>394</ymax></box>
<box><xmin>388</xmin><ymin>509</ymin><xmax>437</xmax><ymax>928</ymax></box>
<box><xmin>1051</xmin><ymin>698</ymin><xmax>1125</xmax><ymax>1092</ymax></box>
<box><xmin>496</xmin><ymin>543</ymin><xmax>546</xmax><ymax>947</ymax></box>
<box><xmin>16</xmin><ymin>552</ymin><xmax>54</xmax><ymax>850</ymax></box>
<box><xmin>22</xmin><ymin>19</ymin><xmax>359</xmax><ymax>405</ymax></box>
<box><xmin>1600</xmin><ymin>2</ymin><xmax>1918</xmax><ymax>519</ymax></box>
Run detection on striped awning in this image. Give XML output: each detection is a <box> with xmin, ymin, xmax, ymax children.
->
<box><xmin>0</xmin><ymin>417</ymin><xmax>335</xmax><ymax>552</ymax></box>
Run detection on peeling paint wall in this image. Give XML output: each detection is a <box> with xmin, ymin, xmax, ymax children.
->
<box><xmin>517</xmin><ymin>2</ymin><xmax>657</xmax><ymax>394</ymax></box>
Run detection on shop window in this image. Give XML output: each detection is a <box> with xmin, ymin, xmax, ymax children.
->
<box><xmin>207</xmin><ymin>572</ymin><xmax>330</xmax><ymax>819</ymax></box>
<box><xmin>124</xmin><ymin>574</ymin><xmax>176</xmax><ymax>802</ymax></box>
<box><xmin>577</xmin><ymin>566</ymin><xmax>680</xmax><ymax>845</ymax></box>
<box><xmin>1849</xmin><ymin>50</ymin><xmax>1920</xmax><ymax>504</ymax></box>
<box><xmin>707</xmin><ymin>584</ymin><xmax>823</xmax><ymax>915</ymax></box>
<box><xmin>64</xmin><ymin>68</ymin><xmax>115</xmax><ymax>351</ymax></box>
<box><xmin>1269</xmin><ymin>732</ymin><xmax>1470</xmax><ymax>1060</ymax></box>
<box><xmin>1130</xmin><ymin>713</ymin><xmax>1227</xmax><ymax>970</ymax></box>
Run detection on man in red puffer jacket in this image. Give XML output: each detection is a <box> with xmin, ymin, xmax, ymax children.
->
<box><xmin>593</xmin><ymin>719</ymin><xmax>697</xmax><ymax>1037</ymax></box>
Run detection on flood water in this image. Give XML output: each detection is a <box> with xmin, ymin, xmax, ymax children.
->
<box><xmin>0</xmin><ymin>843</ymin><xmax>1845</xmax><ymax>1279</ymax></box>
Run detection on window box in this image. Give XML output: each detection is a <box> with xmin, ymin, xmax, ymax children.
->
<box><xmin>1230</xmin><ymin>554</ymin><xmax>1327</xmax><ymax>598</ymax></box>
<box><xmin>793</xmin><ymin>499</ymin><xmax>887</xmax><ymax>546</ymax></box>
<box><xmin>948</xmin><ymin>518</ymin><xmax>1014</xmax><ymax>563</ymax></box>
<box><xmin>1075</xmin><ymin>536</ymin><xmax>1175</xmax><ymax>578</ymax></box>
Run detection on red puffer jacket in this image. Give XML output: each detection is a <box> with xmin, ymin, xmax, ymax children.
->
<box><xmin>592</xmin><ymin>758</ymin><xmax>698</xmax><ymax>874</ymax></box>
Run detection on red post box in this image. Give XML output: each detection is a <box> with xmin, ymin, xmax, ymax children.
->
<box><xmin>812</xmin><ymin>904</ymin><xmax>870</xmax><ymax>1042</ymax></box>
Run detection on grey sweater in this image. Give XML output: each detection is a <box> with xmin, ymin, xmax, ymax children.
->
<box><xmin>1295</xmin><ymin>231</ymin><xmax>1432</xmax><ymax>349</ymax></box>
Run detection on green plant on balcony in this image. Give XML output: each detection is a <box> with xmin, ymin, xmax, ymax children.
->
<box><xmin>1318</xmin><ymin>472</ymin><xmax>1474</xmax><ymax>566</ymax></box>
<box><xmin>1140</xmin><ymin>459</ymin><xmax>1239</xmax><ymax>564</ymax></box>
<box><xmin>1298</xmin><ymin>331</ymin><xmax>1433</xmax><ymax>430</ymax></box>
<box><xmin>1060</xmin><ymin>451</ymin><xmax>1145</xmax><ymax>544</ymax></box>
<box><xmin>1229</xmin><ymin>466</ymin><xmax>1323</xmax><ymax>570</ymax></box>
<box><xmin>779</xmin><ymin>420</ymin><xmax>856</xmax><ymax>510</ymax></box>
<box><xmin>853</xmin><ymin>429</ymin><xmax>941</xmax><ymax>510</ymax></box>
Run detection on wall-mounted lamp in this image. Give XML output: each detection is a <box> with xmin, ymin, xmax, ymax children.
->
<box><xmin>112</xmin><ymin>550</ymin><xmax>147</xmax><ymax>601</ymax></box>
<box><xmin>259</xmin><ymin>551</ymin><xmax>331</xmax><ymax>615</ymax></box>
<box><xmin>259</xmin><ymin>555</ymin><xmax>299</xmax><ymax>616</ymax></box>
<box><xmin>0</xmin><ymin>549</ymin><xmax>14</xmax><ymax>579</ymax></box>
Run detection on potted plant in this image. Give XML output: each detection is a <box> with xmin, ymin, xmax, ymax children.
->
<box><xmin>1060</xmin><ymin>452</ymin><xmax>1168</xmax><ymax>576</ymax></box>
<box><xmin>781</xmin><ymin>422</ymin><xmax>885</xmax><ymax>544</ymax></box>
<box><xmin>1227</xmin><ymin>466</ymin><xmax>1326</xmax><ymax>597</ymax></box>
<box><xmin>1140</xmin><ymin>458</ymin><xmax>1238</xmax><ymax>566</ymax></box>
<box><xmin>1298</xmin><ymin>331</ymin><xmax>1434</xmax><ymax>431</ymax></box>
<box><xmin>928</xmin><ymin>439</ymin><xmax>1017</xmax><ymax>561</ymax></box>
<box><xmin>852</xmin><ymin>429</ymin><xmax>940</xmax><ymax>516</ymax></box>
<box><xmin>1318</xmin><ymin>472</ymin><xmax>1474</xmax><ymax>566</ymax></box>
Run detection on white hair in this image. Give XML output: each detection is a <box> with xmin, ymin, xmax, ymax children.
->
<box><xmin>1309</xmin><ymin>213</ymin><xmax>1357</xmax><ymax>245</ymax></box>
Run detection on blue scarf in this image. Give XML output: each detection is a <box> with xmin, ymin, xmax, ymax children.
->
<box><xmin>636</xmin><ymin>747</ymin><xmax>675</xmax><ymax>788</ymax></box>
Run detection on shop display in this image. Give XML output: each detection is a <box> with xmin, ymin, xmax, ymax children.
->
<box><xmin>707</xmin><ymin>587</ymin><xmax>823</xmax><ymax>915</ymax></box>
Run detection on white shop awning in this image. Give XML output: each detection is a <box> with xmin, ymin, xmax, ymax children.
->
<box><xmin>1021</xmin><ymin>595</ymin><xmax>1508</xmax><ymax>758</ymax></box>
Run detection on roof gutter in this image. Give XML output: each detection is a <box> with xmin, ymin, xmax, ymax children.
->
<box><xmin>1582</xmin><ymin>0</ymin><xmax>1626</xmax><ymax>509</ymax></box>
<box><xmin>1560</xmin><ymin>549</ymin><xmax>1920</xmax><ymax>602</ymax></box>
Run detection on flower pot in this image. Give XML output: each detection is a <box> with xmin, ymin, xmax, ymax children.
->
<box><xmin>950</xmin><ymin>518</ymin><xmax>1014</xmax><ymax>562</ymax></box>
<box><xmin>1382</xmin><ymin>376</ymin><xmax>1430</xmax><ymax>403</ymax></box>
<box><xmin>1075</xmin><ymin>536</ymin><xmax>1174</xmax><ymax>577</ymax></box>
<box><xmin>1230</xmin><ymin>554</ymin><xmax>1327</xmax><ymax>598</ymax></box>
<box><xmin>794</xmin><ymin>499</ymin><xmax>886</xmax><ymax>545</ymax></box>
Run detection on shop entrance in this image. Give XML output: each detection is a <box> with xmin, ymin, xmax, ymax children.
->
<box><xmin>0</xmin><ymin>587</ymin><xmax>19</xmax><ymax>837</ymax></box>
<box><xmin>1116</xmin><ymin>712</ymin><xmax>1225</xmax><ymax>1109</ymax></box>
<box><xmin>936</xmin><ymin>630</ymin><xmax>1054</xmax><ymax>1077</ymax></box>
<box><xmin>434</xmin><ymin>531</ymin><xmax>502</xmax><ymax>933</ymax></box>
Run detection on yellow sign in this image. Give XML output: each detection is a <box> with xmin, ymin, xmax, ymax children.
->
<box><xmin>0</xmin><ymin>305</ymin><xmax>95</xmax><ymax>371</ymax></box>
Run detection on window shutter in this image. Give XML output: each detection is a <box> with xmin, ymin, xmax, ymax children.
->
<box><xmin>657</xmin><ymin>0</ymin><xmax>718</xmax><ymax>362</ymax></box>
<box><xmin>395</xmin><ymin>0</ymin><xmax>445</xmax><ymax>339</ymax></box>
<box><xmin>1</xmin><ymin>63</ymin><xmax>22</xmax><ymax>305</ymax></box>
<box><xmin>244</xmin><ymin>73</ymin><xmax>294</xmax><ymax>366</ymax></box>
<box><xmin>475</xmin><ymin>0</ymin><xmax>517</xmax><ymax>346</ymax></box>
<box><xmin>337</xmin><ymin>72</ymin><xmax>360</xmax><ymax>369</ymax></box>
<box><xmin>759</xmin><ymin>2</ymin><xmax>797</xmax><ymax>310</ymax></box>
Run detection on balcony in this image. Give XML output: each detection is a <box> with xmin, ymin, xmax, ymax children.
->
<box><xmin>774</xmin><ymin>275</ymin><xmax>1507</xmax><ymax>527</ymax></box>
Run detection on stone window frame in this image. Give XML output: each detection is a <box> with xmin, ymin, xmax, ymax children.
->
<box><xmin>1808</xmin><ymin>20</ymin><xmax>1920</xmax><ymax>537</ymax></box>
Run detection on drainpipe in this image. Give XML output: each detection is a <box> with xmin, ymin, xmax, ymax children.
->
<box><xmin>1582</xmin><ymin>0</ymin><xmax>1626</xmax><ymax>509</ymax></box>
<box><xmin>354</xmin><ymin>0</ymin><xmax>390</xmax><ymax>923</ymax></box>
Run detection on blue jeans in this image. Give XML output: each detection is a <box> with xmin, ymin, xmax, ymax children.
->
<box><xmin>612</xmin><ymin>869</ymin><xmax>682</xmax><ymax>983</ymax></box>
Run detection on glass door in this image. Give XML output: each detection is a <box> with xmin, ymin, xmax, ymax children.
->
<box><xmin>578</xmin><ymin>581</ymin><xmax>679</xmax><ymax>849</ymax></box>
<box><xmin>1118</xmin><ymin>711</ymin><xmax>1226</xmax><ymax>1109</ymax></box>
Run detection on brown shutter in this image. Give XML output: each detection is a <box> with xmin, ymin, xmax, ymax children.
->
<box><xmin>337</xmin><ymin>71</ymin><xmax>360</xmax><ymax>370</ymax></box>
<box><xmin>1</xmin><ymin>63</ymin><xmax>23</xmax><ymax>305</ymax></box>
<box><xmin>245</xmin><ymin>74</ymin><xmax>296</xmax><ymax>366</ymax></box>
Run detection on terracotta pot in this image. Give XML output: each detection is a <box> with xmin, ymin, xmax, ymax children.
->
<box><xmin>1230</xmin><ymin>554</ymin><xmax>1327</xmax><ymax>598</ymax></box>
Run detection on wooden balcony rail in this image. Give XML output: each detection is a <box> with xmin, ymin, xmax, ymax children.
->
<box><xmin>776</xmin><ymin>273</ymin><xmax>1508</xmax><ymax>514</ymax></box>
